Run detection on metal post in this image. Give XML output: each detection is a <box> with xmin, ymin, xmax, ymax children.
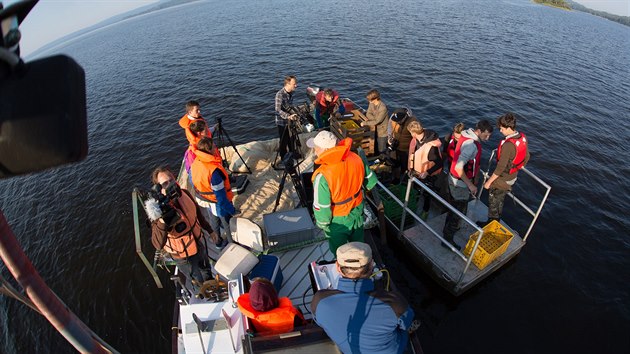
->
<box><xmin>0</xmin><ymin>210</ymin><xmax>116</xmax><ymax>353</ymax></box>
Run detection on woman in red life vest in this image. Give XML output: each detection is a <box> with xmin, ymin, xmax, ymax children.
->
<box><xmin>237</xmin><ymin>278</ymin><xmax>305</xmax><ymax>334</ymax></box>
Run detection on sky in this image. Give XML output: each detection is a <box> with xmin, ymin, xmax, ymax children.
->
<box><xmin>11</xmin><ymin>0</ymin><xmax>159</xmax><ymax>57</ymax></box>
<box><xmin>8</xmin><ymin>0</ymin><xmax>630</xmax><ymax>57</ymax></box>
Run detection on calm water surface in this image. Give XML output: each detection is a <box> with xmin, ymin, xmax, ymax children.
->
<box><xmin>1</xmin><ymin>0</ymin><xmax>629</xmax><ymax>353</ymax></box>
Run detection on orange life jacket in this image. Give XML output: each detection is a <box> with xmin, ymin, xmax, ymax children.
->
<box><xmin>237</xmin><ymin>294</ymin><xmax>304</xmax><ymax>334</ymax></box>
<box><xmin>312</xmin><ymin>138</ymin><xmax>365</xmax><ymax>217</ymax></box>
<box><xmin>450</xmin><ymin>135</ymin><xmax>481</xmax><ymax>180</ymax></box>
<box><xmin>191</xmin><ymin>150</ymin><xmax>234</xmax><ymax>203</ymax></box>
<box><xmin>497</xmin><ymin>133</ymin><xmax>528</xmax><ymax>174</ymax></box>
<box><xmin>163</xmin><ymin>191</ymin><xmax>202</xmax><ymax>259</ymax></box>
<box><xmin>179</xmin><ymin>114</ymin><xmax>213</xmax><ymax>148</ymax></box>
<box><xmin>409</xmin><ymin>134</ymin><xmax>443</xmax><ymax>176</ymax></box>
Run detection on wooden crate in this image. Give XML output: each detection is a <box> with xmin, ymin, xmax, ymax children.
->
<box><xmin>330</xmin><ymin>110</ymin><xmax>375</xmax><ymax>156</ymax></box>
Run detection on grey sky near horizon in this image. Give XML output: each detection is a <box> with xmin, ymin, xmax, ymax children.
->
<box><xmin>7</xmin><ymin>0</ymin><xmax>630</xmax><ymax>58</ymax></box>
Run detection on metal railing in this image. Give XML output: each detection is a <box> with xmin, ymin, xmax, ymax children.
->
<box><xmin>478</xmin><ymin>149</ymin><xmax>552</xmax><ymax>242</ymax></box>
<box><xmin>132</xmin><ymin>188</ymin><xmax>163</xmax><ymax>288</ymax></box>
<box><xmin>370</xmin><ymin>154</ymin><xmax>551</xmax><ymax>285</ymax></box>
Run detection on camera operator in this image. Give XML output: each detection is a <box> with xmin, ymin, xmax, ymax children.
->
<box><xmin>150</xmin><ymin>166</ymin><xmax>217</xmax><ymax>284</ymax></box>
<box><xmin>275</xmin><ymin>75</ymin><xmax>299</xmax><ymax>162</ymax></box>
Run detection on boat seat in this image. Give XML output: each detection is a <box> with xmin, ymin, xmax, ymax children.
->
<box><xmin>214</xmin><ymin>243</ymin><xmax>259</xmax><ymax>281</ymax></box>
<box><xmin>230</xmin><ymin>217</ymin><xmax>266</xmax><ymax>253</ymax></box>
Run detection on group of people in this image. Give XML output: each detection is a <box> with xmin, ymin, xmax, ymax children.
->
<box><xmin>149</xmin><ymin>76</ymin><xmax>530</xmax><ymax>354</ymax></box>
<box><xmin>150</xmin><ymin>100</ymin><xmax>238</xmax><ymax>284</ymax></box>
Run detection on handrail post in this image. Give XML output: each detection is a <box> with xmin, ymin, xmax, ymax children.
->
<box><xmin>398</xmin><ymin>176</ymin><xmax>413</xmax><ymax>235</ymax></box>
<box><xmin>132</xmin><ymin>188</ymin><xmax>164</xmax><ymax>288</ymax></box>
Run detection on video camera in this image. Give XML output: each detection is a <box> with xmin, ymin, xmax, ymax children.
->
<box><xmin>145</xmin><ymin>181</ymin><xmax>185</xmax><ymax>231</ymax></box>
<box><xmin>288</xmin><ymin>103</ymin><xmax>314</xmax><ymax>133</ymax></box>
<box><xmin>1</xmin><ymin>1</ymin><xmax>88</xmax><ymax>179</ymax></box>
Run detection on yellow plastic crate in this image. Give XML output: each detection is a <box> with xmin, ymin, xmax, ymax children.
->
<box><xmin>340</xmin><ymin>119</ymin><xmax>360</xmax><ymax>130</ymax></box>
<box><xmin>463</xmin><ymin>220</ymin><xmax>514</xmax><ymax>270</ymax></box>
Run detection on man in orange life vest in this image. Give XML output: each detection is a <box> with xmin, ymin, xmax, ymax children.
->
<box><xmin>190</xmin><ymin>137</ymin><xmax>235</xmax><ymax>249</ymax></box>
<box><xmin>483</xmin><ymin>113</ymin><xmax>529</xmax><ymax>225</ymax></box>
<box><xmin>307</xmin><ymin>131</ymin><xmax>378</xmax><ymax>255</ymax></box>
<box><xmin>150</xmin><ymin>166</ymin><xmax>217</xmax><ymax>283</ymax></box>
<box><xmin>237</xmin><ymin>278</ymin><xmax>305</xmax><ymax>334</ymax></box>
<box><xmin>442</xmin><ymin>120</ymin><xmax>493</xmax><ymax>250</ymax></box>
<box><xmin>179</xmin><ymin>100</ymin><xmax>213</xmax><ymax>148</ymax></box>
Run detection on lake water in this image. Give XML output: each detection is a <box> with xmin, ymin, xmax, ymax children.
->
<box><xmin>1</xmin><ymin>0</ymin><xmax>629</xmax><ymax>353</ymax></box>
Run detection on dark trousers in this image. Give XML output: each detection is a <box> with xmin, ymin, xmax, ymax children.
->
<box><xmin>175</xmin><ymin>240</ymin><xmax>212</xmax><ymax>284</ymax></box>
<box><xmin>442</xmin><ymin>183</ymin><xmax>470</xmax><ymax>243</ymax></box>
<box><xmin>488</xmin><ymin>187</ymin><xmax>509</xmax><ymax>220</ymax></box>
<box><xmin>277</xmin><ymin>124</ymin><xmax>291</xmax><ymax>159</ymax></box>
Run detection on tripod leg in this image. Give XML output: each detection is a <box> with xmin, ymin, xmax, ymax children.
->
<box><xmin>272</xmin><ymin>170</ymin><xmax>290</xmax><ymax>213</ymax></box>
<box><xmin>217</xmin><ymin>124</ymin><xmax>253</xmax><ymax>174</ymax></box>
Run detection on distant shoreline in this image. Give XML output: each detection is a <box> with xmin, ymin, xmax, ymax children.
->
<box><xmin>532</xmin><ymin>0</ymin><xmax>571</xmax><ymax>11</ymax></box>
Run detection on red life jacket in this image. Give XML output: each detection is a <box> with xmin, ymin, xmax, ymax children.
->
<box><xmin>315</xmin><ymin>90</ymin><xmax>340</xmax><ymax>116</ymax></box>
<box><xmin>191</xmin><ymin>150</ymin><xmax>234</xmax><ymax>203</ymax></box>
<box><xmin>237</xmin><ymin>295</ymin><xmax>305</xmax><ymax>334</ymax></box>
<box><xmin>163</xmin><ymin>191</ymin><xmax>202</xmax><ymax>259</ymax></box>
<box><xmin>445</xmin><ymin>134</ymin><xmax>459</xmax><ymax>163</ymax></box>
<box><xmin>497</xmin><ymin>133</ymin><xmax>527</xmax><ymax>174</ymax></box>
<box><xmin>449</xmin><ymin>135</ymin><xmax>481</xmax><ymax>180</ymax></box>
<box><xmin>312</xmin><ymin>138</ymin><xmax>365</xmax><ymax>217</ymax></box>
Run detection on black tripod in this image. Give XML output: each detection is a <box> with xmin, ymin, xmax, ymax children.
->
<box><xmin>273</xmin><ymin>119</ymin><xmax>304</xmax><ymax>170</ymax></box>
<box><xmin>272</xmin><ymin>152</ymin><xmax>310</xmax><ymax>214</ymax></box>
<box><xmin>213</xmin><ymin>117</ymin><xmax>252</xmax><ymax>174</ymax></box>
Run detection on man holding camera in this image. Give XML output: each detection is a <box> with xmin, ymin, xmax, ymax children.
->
<box><xmin>307</xmin><ymin>131</ymin><xmax>378</xmax><ymax>255</ymax></box>
<box><xmin>150</xmin><ymin>166</ymin><xmax>217</xmax><ymax>284</ymax></box>
<box><xmin>275</xmin><ymin>75</ymin><xmax>299</xmax><ymax>162</ymax></box>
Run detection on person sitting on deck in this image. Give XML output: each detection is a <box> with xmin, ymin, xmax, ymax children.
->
<box><xmin>237</xmin><ymin>278</ymin><xmax>305</xmax><ymax>334</ymax></box>
<box><xmin>407</xmin><ymin>120</ymin><xmax>443</xmax><ymax>220</ymax></box>
<box><xmin>314</xmin><ymin>88</ymin><xmax>346</xmax><ymax>129</ymax></box>
<box><xmin>190</xmin><ymin>137</ymin><xmax>234</xmax><ymax>250</ymax></box>
<box><xmin>311</xmin><ymin>242</ymin><xmax>415</xmax><ymax>354</ymax></box>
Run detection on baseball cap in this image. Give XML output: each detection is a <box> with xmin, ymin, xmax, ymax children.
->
<box><xmin>336</xmin><ymin>242</ymin><xmax>372</xmax><ymax>267</ymax></box>
<box><xmin>306</xmin><ymin>130</ymin><xmax>338</xmax><ymax>149</ymax></box>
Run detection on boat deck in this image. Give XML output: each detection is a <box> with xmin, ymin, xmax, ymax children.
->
<box><xmin>398</xmin><ymin>198</ymin><xmax>526</xmax><ymax>295</ymax></box>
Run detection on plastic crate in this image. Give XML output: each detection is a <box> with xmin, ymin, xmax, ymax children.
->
<box><xmin>263</xmin><ymin>208</ymin><xmax>316</xmax><ymax>250</ymax></box>
<box><xmin>463</xmin><ymin>220</ymin><xmax>514</xmax><ymax>270</ymax></box>
<box><xmin>375</xmin><ymin>184</ymin><xmax>418</xmax><ymax>229</ymax></box>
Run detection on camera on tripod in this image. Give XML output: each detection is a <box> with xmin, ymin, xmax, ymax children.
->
<box><xmin>288</xmin><ymin>103</ymin><xmax>315</xmax><ymax>133</ymax></box>
<box><xmin>146</xmin><ymin>181</ymin><xmax>185</xmax><ymax>231</ymax></box>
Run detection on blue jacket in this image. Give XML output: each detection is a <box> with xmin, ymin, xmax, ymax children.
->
<box><xmin>311</xmin><ymin>277</ymin><xmax>414</xmax><ymax>354</ymax></box>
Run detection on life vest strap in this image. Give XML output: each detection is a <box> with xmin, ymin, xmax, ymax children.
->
<box><xmin>332</xmin><ymin>190</ymin><xmax>362</xmax><ymax>206</ymax></box>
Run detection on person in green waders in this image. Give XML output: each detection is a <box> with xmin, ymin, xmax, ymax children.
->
<box><xmin>307</xmin><ymin>131</ymin><xmax>378</xmax><ymax>255</ymax></box>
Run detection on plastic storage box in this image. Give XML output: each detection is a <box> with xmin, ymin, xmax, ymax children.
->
<box><xmin>374</xmin><ymin>184</ymin><xmax>418</xmax><ymax>229</ymax></box>
<box><xmin>463</xmin><ymin>220</ymin><xmax>514</xmax><ymax>270</ymax></box>
<box><xmin>249</xmin><ymin>254</ymin><xmax>283</xmax><ymax>291</ymax></box>
<box><xmin>263</xmin><ymin>208</ymin><xmax>315</xmax><ymax>250</ymax></box>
